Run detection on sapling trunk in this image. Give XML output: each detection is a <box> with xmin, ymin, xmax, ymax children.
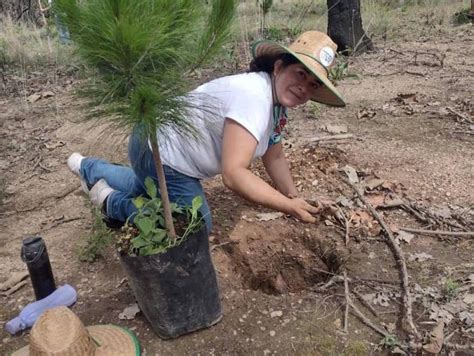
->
<box><xmin>148</xmin><ymin>126</ymin><xmax>176</xmax><ymax>239</ymax></box>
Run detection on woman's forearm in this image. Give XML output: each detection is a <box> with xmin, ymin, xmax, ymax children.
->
<box><xmin>222</xmin><ymin>168</ymin><xmax>293</xmax><ymax>214</ymax></box>
<box><xmin>263</xmin><ymin>153</ymin><xmax>298</xmax><ymax>197</ymax></box>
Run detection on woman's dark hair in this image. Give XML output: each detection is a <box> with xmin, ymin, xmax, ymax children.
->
<box><xmin>248</xmin><ymin>53</ymin><xmax>300</xmax><ymax>74</ymax></box>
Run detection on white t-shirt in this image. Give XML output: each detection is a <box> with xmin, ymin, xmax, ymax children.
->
<box><xmin>157</xmin><ymin>72</ymin><xmax>274</xmax><ymax>179</ymax></box>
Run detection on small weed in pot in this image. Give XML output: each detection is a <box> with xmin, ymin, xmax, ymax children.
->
<box><xmin>118</xmin><ymin>177</ymin><xmax>203</xmax><ymax>257</ymax></box>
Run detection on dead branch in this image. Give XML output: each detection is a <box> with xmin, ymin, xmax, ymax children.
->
<box><xmin>307</xmin><ymin>134</ymin><xmax>354</xmax><ymax>143</ymax></box>
<box><xmin>444</xmin><ymin>342</ymin><xmax>474</xmax><ymax>351</ymax></box>
<box><xmin>1</xmin><ymin>281</ymin><xmax>28</xmax><ymax>296</ymax></box>
<box><xmin>400</xmin><ymin>227</ymin><xmax>474</xmax><ymax>237</ymax></box>
<box><xmin>353</xmin><ymin>276</ymin><xmax>399</xmax><ymax>286</ymax></box>
<box><xmin>347</xmin><ymin>298</ymin><xmax>394</xmax><ymax>340</ymax></box>
<box><xmin>413</xmin><ymin>51</ymin><xmax>446</xmax><ymax>67</ymax></box>
<box><xmin>337</xmin><ymin>207</ymin><xmax>350</xmax><ymax>246</ymax></box>
<box><xmin>312</xmin><ymin>274</ymin><xmax>344</xmax><ymax>292</ymax></box>
<box><xmin>344</xmin><ymin>271</ymin><xmax>349</xmax><ymax>333</ymax></box>
<box><xmin>352</xmin><ymin>289</ymin><xmax>379</xmax><ymax>317</ymax></box>
<box><xmin>452</xmin><ymin>130</ymin><xmax>474</xmax><ymax>135</ymax></box>
<box><xmin>343</xmin><ymin>178</ymin><xmax>420</xmax><ymax>340</ymax></box>
<box><xmin>446</xmin><ymin>107</ymin><xmax>474</xmax><ymax>124</ymax></box>
<box><xmin>312</xmin><ymin>273</ymin><xmax>399</xmax><ymax>293</ymax></box>
<box><xmin>401</xmin><ymin>203</ymin><xmax>431</xmax><ymax>224</ymax></box>
<box><xmin>368</xmin><ymin>70</ymin><xmax>426</xmax><ymax>77</ymax></box>
<box><xmin>210</xmin><ymin>240</ymin><xmax>237</xmax><ymax>251</ymax></box>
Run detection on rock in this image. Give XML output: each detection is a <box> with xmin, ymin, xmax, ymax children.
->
<box><xmin>270</xmin><ymin>310</ymin><xmax>283</xmax><ymax>318</ymax></box>
<box><xmin>269</xmin><ymin>330</ymin><xmax>276</xmax><ymax>337</ymax></box>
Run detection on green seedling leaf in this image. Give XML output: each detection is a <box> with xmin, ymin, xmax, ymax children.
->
<box><xmin>133</xmin><ymin>196</ymin><xmax>147</xmax><ymax>209</ymax></box>
<box><xmin>131</xmin><ymin>236</ymin><xmax>149</xmax><ymax>249</ymax></box>
<box><xmin>192</xmin><ymin>195</ymin><xmax>203</xmax><ymax>213</ymax></box>
<box><xmin>151</xmin><ymin>228</ymin><xmax>167</xmax><ymax>243</ymax></box>
<box><xmin>144</xmin><ymin>177</ymin><xmax>157</xmax><ymax>198</ymax></box>
<box><xmin>135</xmin><ymin>216</ymin><xmax>154</xmax><ymax>236</ymax></box>
<box><xmin>157</xmin><ymin>215</ymin><xmax>165</xmax><ymax>228</ymax></box>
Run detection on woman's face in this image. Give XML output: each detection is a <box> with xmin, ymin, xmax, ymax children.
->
<box><xmin>273</xmin><ymin>60</ymin><xmax>323</xmax><ymax>108</ymax></box>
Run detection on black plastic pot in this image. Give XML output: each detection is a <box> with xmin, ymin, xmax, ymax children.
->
<box><xmin>119</xmin><ymin>226</ymin><xmax>222</xmax><ymax>339</ymax></box>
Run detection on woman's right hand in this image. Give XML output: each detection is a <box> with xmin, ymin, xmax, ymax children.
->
<box><xmin>287</xmin><ymin>197</ymin><xmax>321</xmax><ymax>223</ymax></box>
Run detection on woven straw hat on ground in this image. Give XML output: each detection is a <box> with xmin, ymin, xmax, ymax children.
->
<box><xmin>252</xmin><ymin>31</ymin><xmax>345</xmax><ymax>107</ymax></box>
<box><xmin>12</xmin><ymin>307</ymin><xmax>140</xmax><ymax>356</ymax></box>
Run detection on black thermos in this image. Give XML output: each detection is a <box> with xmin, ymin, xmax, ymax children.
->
<box><xmin>21</xmin><ymin>236</ymin><xmax>56</xmax><ymax>300</ymax></box>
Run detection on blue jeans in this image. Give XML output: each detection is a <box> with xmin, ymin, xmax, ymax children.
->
<box><xmin>79</xmin><ymin>127</ymin><xmax>212</xmax><ymax>232</ymax></box>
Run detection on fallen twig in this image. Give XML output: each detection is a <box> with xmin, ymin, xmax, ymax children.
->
<box><xmin>446</xmin><ymin>107</ymin><xmax>474</xmax><ymax>124</ymax></box>
<box><xmin>307</xmin><ymin>134</ymin><xmax>354</xmax><ymax>143</ymax></box>
<box><xmin>352</xmin><ymin>289</ymin><xmax>379</xmax><ymax>317</ymax></box>
<box><xmin>444</xmin><ymin>342</ymin><xmax>474</xmax><ymax>351</ymax></box>
<box><xmin>338</xmin><ymin>208</ymin><xmax>350</xmax><ymax>246</ymax></box>
<box><xmin>210</xmin><ymin>240</ymin><xmax>237</xmax><ymax>251</ymax></box>
<box><xmin>343</xmin><ymin>271</ymin><xmax>349</xmax><ymax>333</ymax></box>
<box><xmin>400</xmin><ymin>227</ymin><xmax>474</xmax><ymax>237</ymax></box>
<box><xmin>1</xmin><ymin>281</ymin><xmax>27</xmax><ymax>296</ymax></box>
<box><xmin>347</xmin><ymin>298</ymin><xmax>399</xmax><ymax>344</ymax></box>
<box><xmin>353</xmin><ymin>276</ymin><xmax>399</xmax><ymax>286</ymax></box>
<box><xmin>312</xmin><ymin>274</ymin><xmax>344</xmax><ymax>292</ymax></box>
<box><xmin>343</xmin><ymin>178</ymin><xmax>420</xmax><ymax>340</ymax></box>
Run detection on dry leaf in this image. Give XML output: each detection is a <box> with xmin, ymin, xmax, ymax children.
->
<box><xmin>323</xmin><ymin>124</ymin><xmax>348</xmax><ymax>134</ymax></box>
<box><xmin>336</xmin><ymin>195</ymin><xmax>352</xmax><ymax>207</ymax></box>
<box><xmin>388</xmin><ymin>223</ymin><xmax>400</xmax><ymax>233</ymax></box>
<box><xmin>27</xmin><ymin>93</ymin><xmax>42</xmax><ymax>103</ymax></box>
<box><xmin>459</xmin><ymin>311</ymin><xmax>473</xmax><ymax>326</ymax></box>
<box><xmin>429</xmin><ymin>304</ymin><xmax>453</xmax><ymax>325</ymax></box>
<box><xmin>409</xmin><ymin>252</ymin><xmax>433</xmax><ymax>262</ymax></box>
<box><xmin>422</xmin><ymin>322</ymin><xmax>444</xmax><ymax>354</ymax></box>
<box><xmin>357</xmin><ymin>107</ymin><xmax>376</xmax><ymax>120</ymax></box>
<box><xmin>0</xmin><ymin>271</ymin><xmax>29</xmax><ymax>291</ymax></box>
<box><xmin>430</xmin><ymin>206</ymin><xmax>451</xmax><ymax>219</ymax></box>
<box><xmin>397</xmin><ymin>231</ymin><xmax>414</xmax><ymax>244</ymax></box>
<box><xmin>256</xmin><ymin>212</ymin><xmax>284</xmax><ymax>222</ymax></box>
<box><xmin>118</xmin><ymin>304</ymin><xmax>140</xmax><ymax>320</ymax></box>
<box><xmin>365</xmin><ymin>178</ymin><xmax>385</xmax><ymax>190</ymax></box>
<box><xmin>42</xmin><ymin>91</ymin><xmax>55</xmax><ymax>98</ymax></box>
<box><xmin>383</xmin><ymin>195</ymin><xmax>404</xmax><ymax>207</ymax></box>
<box><xmin>463</xmin><ymin>294</ymin><xmax>474</xmax><ymax>304</ymax></box>
<box><xmin>349</xmin><ymin>209</ymin><xmax>381</xmax><ymax>236</ymax></box>
<box><xmin>365</xmin><ymin>193</ymin><xmax>385</xmax><ymax>208</ymax></box>
<box><xmin>342</xmin><ymin>165</ymin><xmax>358</xmax><ymax>184</ymax></box>
<box><xmin>44</xmin><ymin>141</ymin><xmax>65</xmax><ymax>150</ymax></box>
<box><xmin>382</xmin><ymin>103</ymin><xmax>396</xmax><ymax>114</ymax></box>
<box><xmin>362</xmin><ymin>292</ymin><xmax>390</xmax><ymax>307</ymax></box>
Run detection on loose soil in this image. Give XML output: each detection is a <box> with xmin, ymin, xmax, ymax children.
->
<box><xmin>1</xmin><ymin>24</ymin><xmax>473</xmax><ymax>355</ymax></box>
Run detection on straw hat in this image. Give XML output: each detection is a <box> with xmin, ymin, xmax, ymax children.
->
<box><xmin>252</xmin><ymin>31</ymin><xmax>345</xmax><ymax>107</ymax></box>
<box><xmin>12</xmin><ymin>307</ymin><xmax>140</xmax><ymax>356</ymax></box>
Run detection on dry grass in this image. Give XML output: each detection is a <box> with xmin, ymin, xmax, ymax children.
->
<box><xmin>0</xmin><ymin>0</ymin><xmax>470</xmax><ymax>73</ymax></box>
<box><xmin>0</xmin><ymin>15</ymin><xmax>74</xmax><ymax>71</ymax></box>
<box><xmin>233</xmin><ymin>0</ymin><xmax>469</xmax><ymax>43</ymax></box>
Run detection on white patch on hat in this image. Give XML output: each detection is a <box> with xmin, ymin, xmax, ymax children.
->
<box><xmin>319</xmin><ymin>47</ymin><xmax>335</xmax><ymax>67</ymax></box>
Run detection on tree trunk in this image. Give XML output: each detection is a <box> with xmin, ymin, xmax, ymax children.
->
<box><xmin>149</xmin><ymin>130</ymin><xmax>176</xmax><ymax>240</ymax></box>
<box><xmin>1</xmin><ymin>0</ymin><xmax>42</xmax><ymax>24</ymax></box>
<box><xmin>327</xmin><ymin>0</ymin><xmax>373</xmax><ymax>55</ymax></box>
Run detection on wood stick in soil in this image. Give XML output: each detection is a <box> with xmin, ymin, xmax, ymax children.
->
<box><xmin>343</xmin><ymin>271</ymin><xmax>349</xmax><ymax>333</ymax></box>
<box><xmin>343</xmin><ymin>178</ymin><xmax>420</xmax><ymax>340</ymax></box>
<box><xmin>400</xmin><ymin>227</ymin><xmax>474</xmax><ymax>237</ymax></box>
